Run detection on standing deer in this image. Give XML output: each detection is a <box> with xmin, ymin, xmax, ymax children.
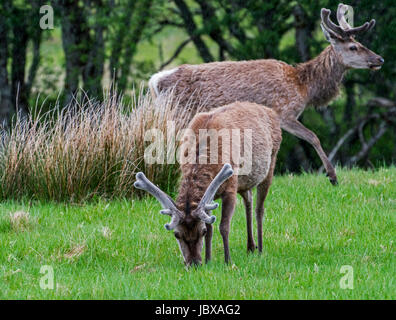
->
<box><xmin>134</xmin><ymin>102</ymin><xmax>282</xmax><ymax>266</ymax></box>
<box><xmin>148</xmin><ymin>4</ymin><xmax>384</xmax><ymax>185</ymax></box>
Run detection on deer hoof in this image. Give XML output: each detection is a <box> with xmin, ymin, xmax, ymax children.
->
<box><xmin>326</xmin><ymin>173</ymin><xmax>338</xmax><ymax>186</ymax></box>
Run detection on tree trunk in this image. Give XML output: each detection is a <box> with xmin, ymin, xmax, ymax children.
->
<box><xmin>109</xmin><ymin>0</ymin><xmax>137</xmax><ymax>85</ymax></box>
<box><xmin>118</xmin><ymin>0</ymin><xmax>153</xmax><ymax>92</ymax></box>
<box><xmin>293</xmin><ymin>4</ymin><xmax>311</xmax><ymax>62</ymax></box>
<box><xmin>195</xmin><ymin>0</ymin><xmax>233</xmax><ymax>60</ymax></box>
<box><xmin>11</xmin><ymin>8</ymin><xmax>30</xmax><ymax>118</ymax></box>
<box><xmin>0</xmin><ymin>1</ymin><xmax>12</xmax><ymax>127</ymax></box>
<box><xmin>58</xmin><ymin>1</ymin><xmax>86</xmax><ymax>105</ymax></box>
<box><xmin>174</xmin><ymin>0</ymin><xmax>214</xmax><ymax>63</ymax></box>
<box><xmin>26</xmin><ymin>0</ymin><xmax>43</xmax><ymax>99</ymax></box>
<box><xmin>82</xmin><ymin>0</ymin><xmax>106</xmax><ymax>99</ymax></box>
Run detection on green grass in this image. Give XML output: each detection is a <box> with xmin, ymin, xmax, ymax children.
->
<box><xmin>0</xmin><ymin>168</ymin><xmax>395</xmax><ymax>299</ymax></box>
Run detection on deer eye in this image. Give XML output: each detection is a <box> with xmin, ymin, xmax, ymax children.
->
<box><xmin>349</xmin><ymin>45</ymin><xmax>358</xmax><ymax>51</ymax></box>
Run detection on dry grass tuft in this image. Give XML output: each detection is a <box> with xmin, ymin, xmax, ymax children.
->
<box><xmin>9</xmin><ymin>211</ymin><xmax>30</xmax><ymax>231</ymax></box>
<box><xmin>101</xmin><ymin>226</ymin><xmax>113</xmax><ymax>239</ymax></box>
<box><xmin>64</xmin><ymin>244</ymin><xmax>87</xmax><ymax>260</ymax></box>
<box><xmin>129</xmin><ymin>263</ymin><xmax>147</xmax><ymax>273</ymax></box>
<box><xmin>0</xmin><ymin>88</ymin><xmax>195</xmax><ymax>201</ymax></box>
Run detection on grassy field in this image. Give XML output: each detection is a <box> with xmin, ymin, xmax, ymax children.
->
<box><xmin>0</xmin><ymin>168</ymin><xmax>395</xmax><ymax>299</ymax></box>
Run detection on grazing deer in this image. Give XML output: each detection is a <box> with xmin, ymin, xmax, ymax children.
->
<box><xmin>134</xmin><ymin>102</ymin><xmax>282</xmax><ymax>266</ymax></box>
<box><xmin>148</xmin><ymin>4</ymin><xmax>384</xmax><ymax>185</ymax></box>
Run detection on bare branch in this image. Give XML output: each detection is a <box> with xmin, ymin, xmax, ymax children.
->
<box><xmin>323</xmin><ymin>106</ymin><xmax>396</xmax><ymax>170</ymax></box>
<box><xmin>173</xmin><ymin>0</ymin><xmax>214</xmax><ymax>62</ymax></box>
<box><xmin>195</xmin><ymin>0</ymin><xmax>234</xmax><ymax>59</ymax></box>
<box><xmin>346</xmin><ymin>121</ymin><xmax>388</xmax><ymax>167</ymax></box>
<box><xmin>159</xmin><ymin>38</ymin><xmax>192</xmax><ymax>71</ymax></box>
<box><xmin>368</xmin><ymin>97</ymin><xmax>395</xmax><ymax>109</ymax></box>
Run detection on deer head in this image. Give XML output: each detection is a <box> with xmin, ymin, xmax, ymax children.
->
<box><xmin>320</xmin><ymin>3</ymin><xmax>384</xmax><ymax>70</ymax></box>
<box><xmin>134</xmin><ymin>164</ymin><xmax>234</xmax><ymax>266</ymax></box>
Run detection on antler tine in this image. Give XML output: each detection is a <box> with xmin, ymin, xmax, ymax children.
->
<box><xmin>321</xmin><ymin>8</ymin><xmax>345</xmax><ymax>36</ymax></box>
<box><xmin>134</xmin><ymin>172</ymin><xmax>177</xmax><ymax>210</ymax></box>
<box><xmin>134</xmin><ymin>172</ymin><xmax>183</xmax><ymax>230</ymax></box>
<box><xmin>345</xmin><ymin>19</ymin><xmax>375</xmax><ymax>36</ymax></box>
<box><xmin>337</xmin><ymin>3</ymin><xmax>351</xmax><ymax>30</ymax></box>
<box><xmin>194</xmin><ymin>210</ymin><xmax>217</xmax><ymax>225</ymax></box>
<box><xmin>336</xmin><ymin>3</ymin><xmax>376</xmax><ymax>37</ymax></box>
<box><xmin>164</xmin><ymin>214</ymin><xmax>182</xmax><ymax>231</ymax></box>
<box><xmin>194</xmin><ymin>164</ymin><xmax>234</xmax><ymax>224</ymax></box>
<box><xmin>367</xmin><ymin>19</ymin><xmax>376</xmax><ymax>32</ymax></box>
<box><xmin>200</xmin><ymin>164</ymin><xmax>234</xmax><ymax>206</ymax></box>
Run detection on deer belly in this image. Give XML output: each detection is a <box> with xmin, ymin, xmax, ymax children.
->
<box><xmin>236</xmin><ymin>153</ymin><xmax>271</xmax><ymax>191</ymax></box>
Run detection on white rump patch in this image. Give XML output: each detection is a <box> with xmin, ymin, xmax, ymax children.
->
<box><xmin>148</xmin><ymin>68</ymin><xmax>178</xmax><ymax>96</ymax></box>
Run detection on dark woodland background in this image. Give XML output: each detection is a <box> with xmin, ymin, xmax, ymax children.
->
<box><xmin>1</xmin><ymin>0</ymin><xmax>395</xmax><ymax>174</ymax></box>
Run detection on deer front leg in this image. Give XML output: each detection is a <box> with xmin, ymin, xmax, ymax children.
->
<box><xmin>220</xmin><ymin>192</ymin><xmax>236</xmax><ymax>264</ymax></box>
<box><xmin>205</xmin><ymin>223</ymin><xmax>213</xmax><ymax>263</ymax></box>
<box><xmin>281</xmin><ymin>119</ymin><xmax>338</xmax><ymax>185</ymax></box>
<box><xmin>240</xmin><ymin>190</ymin><xmax>256</xmax><ymax>252</ymax></box>
<box><xmin>255</xmin><ymin>154</ymin><xmax>276</xmax><ymax>253</ymax></box>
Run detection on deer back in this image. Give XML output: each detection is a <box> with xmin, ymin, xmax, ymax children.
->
<box><xmin>180</xmin><ymin>101</ymin><xmax>282</xmax><ymax>194</ymax></box>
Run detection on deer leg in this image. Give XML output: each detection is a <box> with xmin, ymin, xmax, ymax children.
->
<box><xmin>255</xmin><ymin>155</ymin><xmax>277</xmax><ymax>253</ymax></box>
<box><xmin>240</xmin><ymin>190</ymin><xmax>256</xmax><ymax>252</ymax></box>
<box><xmin>281</xmin><ymin>119</ymin><xmax>338</xmax><ymax>185</ymax></box>
<box><xmin>220</xmin><ymin>192</ymin><xmax>236</xmax><ymax>264</ymax></box>
<box><xmin>205</xmin><ymin>223</ymin><xmax>213</xmax><ymax>263</ymax></box>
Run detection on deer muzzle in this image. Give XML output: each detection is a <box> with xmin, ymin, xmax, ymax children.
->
<box><xmin>369</xmin><ymin>55</ymin><xmax>384</xmax><ymax>70</ymax></box>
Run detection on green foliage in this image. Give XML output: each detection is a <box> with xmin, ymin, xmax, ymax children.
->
<box><xmin>5</xmin><ymin>0</ymin><xmax>396</xmax><ymax>176</ymax></box>
<box><xmin>0</xmin><ymin>168</ymin><xmax>395</xmax><ymax>299</ymax></box>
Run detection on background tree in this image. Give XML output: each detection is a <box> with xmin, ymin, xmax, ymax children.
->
<box><xmin>53</xmin><ymin>0</ymin><xmax>107</xmax><ymax>105</ymax></box>
<box><xmin>0</xmin><ymin>0</ymin><xmax>44</xmax><ymax>126</ymax></box>
<box><xmin>0</xmin><ymin>0</ymin><xmax>394</xmax><ymax>171</ymax></box>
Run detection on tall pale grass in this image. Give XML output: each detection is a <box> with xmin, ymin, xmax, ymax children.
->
<box><xmin>0</xmin><ymin>89</ymin><xmax>192</xmax><ymax>201</ymax></box>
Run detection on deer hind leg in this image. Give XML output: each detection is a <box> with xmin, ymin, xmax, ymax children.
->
<box><xmin>220</xmin><ymin>192</ymin><xmax>237</xmax><ymax>264</ymax></box>
<box><xmin>281</xmin><ymin>119</ymin><xmax>338</xmax><ymax>185</ymax></box>
<box><xmin>240</xmin><ymin>190</ymin><xmax>256</xmax><ymax>252</ymax></box>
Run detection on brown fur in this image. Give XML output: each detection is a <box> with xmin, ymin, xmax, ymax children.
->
<box><xmin>150</xmin><ymin>6</ymin><xmax>384</xmax><ymax>185</ymax></box>
<box><xmin>156</xmin><ymin>59</ymin><xmax>301</xmax><ymax>117</ymax></box>
<box><xmin>295</xmin><ymin>46</ymin><xmax>346</xmax><ymax>108</ymax></box>
<box><xmin>172</xmin><ymin>102</ymin><xmax>282</xmax><ymax>265</ymax></box>
<box><xmin>153</xmin><ymin>42</ymin><xmax>381</xmax><ymax>117</ymax></box>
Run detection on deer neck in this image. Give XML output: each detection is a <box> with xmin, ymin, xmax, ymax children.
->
<box><xmin>296</xmin><ymin>46</ymin><xmax>347</xmax><ymax>108</ymax></box>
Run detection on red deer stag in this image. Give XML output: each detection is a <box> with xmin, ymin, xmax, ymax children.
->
<box><xmin>134</xmin><ymin>102</ymin><xmax>282</xmax><ymax>266</ymax></box>
<box><xmin>149</xmin><ymin>3</ymin><xmax>384</xmax><ymax>185</ymax></box>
